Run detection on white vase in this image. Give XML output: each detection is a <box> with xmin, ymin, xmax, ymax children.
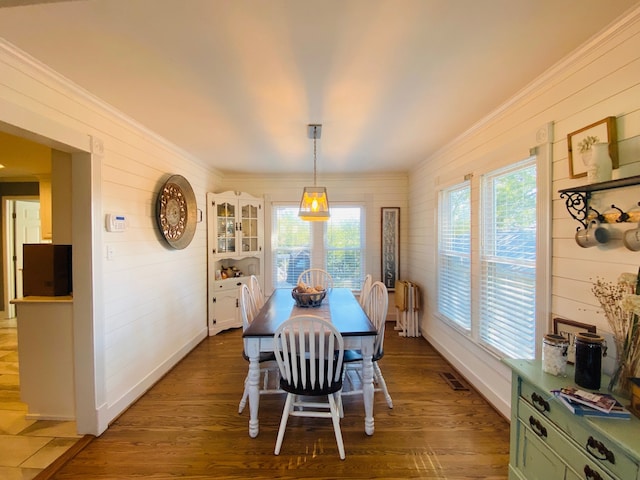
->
<box><xmin>584</xmin><ymin>142</ymin><xmax>612</xmax><ymax>183</ymax></box>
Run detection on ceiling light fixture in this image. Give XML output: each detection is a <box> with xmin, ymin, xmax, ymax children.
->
<box><xmin>298</xmin><ymin>124</ymin><xmax>330</xmax><ymax>221</ymax></box>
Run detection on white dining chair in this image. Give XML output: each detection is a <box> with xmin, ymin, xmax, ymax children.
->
<box><xmin>297</xmin><ymin>268</ymin><xmax>333</xmax><ymax>291</ymax></box>
<box><xmin>273</xmin><ymin>314</ymin><xmax>346</xmax><ymax>459</ymax></box>
<box><xmin>238</xmin><ymin>284</ymin><xmax>281</xmax><ymax>414</ymax></box>
<box><xmin>249</xmin><ymin>275</ymin><xmax>265</xmax><ymax>310</ymax></box>
<box><xmin>358</xmin><ymin>274</ymin><xmax>372</xmax><ymax>307</ymax></box>
<box><xmin>342</xmin><ymin>281</ymin><xmax>393</xmax><ymax>408</ymax></box>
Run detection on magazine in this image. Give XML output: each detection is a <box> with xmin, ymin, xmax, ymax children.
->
<box><xmin>556</xmin><ymin>393</ymin><xmax>630</xmax><ymax>420</ymax></box>
<box><xmin>558</xmin><ymin>387</ymin><xmax>618</xmax><ymax>413</ymax></box>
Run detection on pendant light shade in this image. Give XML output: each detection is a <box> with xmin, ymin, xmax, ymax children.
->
<box><xmin>299</xmin><ymin>124</ymin><xmax>330</xmax><ymax>221</ymax></box>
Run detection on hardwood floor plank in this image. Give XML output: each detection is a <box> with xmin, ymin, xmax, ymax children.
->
<box><xmin>50</xmin><ymin>326</ymin><xmax>509</xmax><ymax>479</ymax></box>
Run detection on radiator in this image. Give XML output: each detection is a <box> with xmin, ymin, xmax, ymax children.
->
<box><xmin>394</xmin><ymin>280</ymin><xmax>420</xmax><ymax>337</ymax></box>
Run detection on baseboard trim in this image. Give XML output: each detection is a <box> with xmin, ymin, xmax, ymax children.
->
<box><xmin>34</xmin><ymin>434</ymin><xmax>95</xmax><ymax>480</ymax></box>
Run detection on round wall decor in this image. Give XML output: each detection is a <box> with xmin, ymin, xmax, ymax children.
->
<box><xmin>156</xmin><ymin>174</ymin><xmax>197</xmax><ymax>249</ymax></box>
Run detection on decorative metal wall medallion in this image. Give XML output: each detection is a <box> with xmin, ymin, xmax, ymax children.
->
<box><xmin>156</xmin><ymin>174</ymin><xmax>197</xmax><ymax>249</ymax></box>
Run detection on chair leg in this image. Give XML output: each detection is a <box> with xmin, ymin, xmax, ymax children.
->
<box><xmin>328</xmin><ymin>393</ymin><xmax>345</xmax><ymax>460</ymax></box>
<box><xmin>336</xmin><ymin>390</ymin><xmax>344</xmax><ymax>418</ymax></box>
<box><xmin>373</xmin><ymin>362</ymin><xmax>393</xmax><ymax>408</ymax></box>
<box><xmin>274</xmin><ymin>393</ymin><xmax>294</xmax><ymax>455</ymax></box>
<box><xmin>238</xmin><ymin>375</ymin><xmax>249</xmax><ymax>413</ymax></box>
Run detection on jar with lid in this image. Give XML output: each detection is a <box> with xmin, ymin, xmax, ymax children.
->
<box><xmin>574</xmin><ymin>332</ymin><xmax>607</xmax><ymax>390</ymax></box>
<box><xmin>542</xmin><ymin>334</ymin><xmax>568</xmax><ymax>376</ymax></box>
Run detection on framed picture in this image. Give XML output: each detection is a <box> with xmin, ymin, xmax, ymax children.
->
<box><xmin>381</xmin><ymin>207</ymin><xmax>400</xmax><ymax>291</ymax></box>
<box><xmin>567</xmin><ymin>116</ymin><xmax>618</xmax><ymax>179</ymax></box>
<box><xmin>553</xmin><ymin>317</ymin><xmax>596</xmax><ymax>364</ymax></box>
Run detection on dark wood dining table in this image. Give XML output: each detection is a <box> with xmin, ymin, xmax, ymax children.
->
<box><xmin>243</xmin><ymin>287</ymin><xmax>378</xmax><ymax>438</ymax></box>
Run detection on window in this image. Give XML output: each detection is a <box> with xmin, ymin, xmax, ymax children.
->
<box><xmin>271</xmin><ymin>205</ymin><xmax>365</xmax><ymax>290</ymax></box>
<box><xmin>480</xmin><ymin>158</ymin><xmax>537</xmax><ymax>359</ymax></box>
<box><xmin>326</xmin><ymin>207</ymin><xmax>364</xmax><ymax>289</ymax></box>
<box><xmin>436</xmin><ymin>149</ymin><xmax>547</xmax><ymax>361</ymax></box>
<box><xmin>437</xmin><ymin>182</ymin><xmax>471</xmax><ymax>330</ymax></box>
<box><xmin>272</xmin><ymin>207</ymin><xmax>311</xmax><ymax>289</ymax></box>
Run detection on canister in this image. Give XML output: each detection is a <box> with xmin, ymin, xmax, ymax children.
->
<box><xmin>574</xmin><ymin>332</ymin><xmax>607</xmax><ymax>390</ymax></box>
<box><xmin>542</xmin><ymin>334</ymin><xmax>568</xmax><ymax>376</ymax></box>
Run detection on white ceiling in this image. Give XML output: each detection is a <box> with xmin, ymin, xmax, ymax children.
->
<box><xmin>0</xmin><ymin>0</ymin><xmax>638</xmax><ymax>175</ymax></box>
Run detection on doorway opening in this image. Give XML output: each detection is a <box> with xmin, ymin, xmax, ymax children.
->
<box><xmin>3</xmin><ymin>198</ymin><xmax>44</xmax><ymax>319</ymax></box>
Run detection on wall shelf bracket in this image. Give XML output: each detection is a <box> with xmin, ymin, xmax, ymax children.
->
<box><xmin>559</xmin><ymin>191</ymin><xmax>590</xmax><ymax>230</ymax></box>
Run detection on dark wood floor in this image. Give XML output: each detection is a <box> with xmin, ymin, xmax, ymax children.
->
<box><xmin>50</xmin><ymin>325</ymin><xmax>510</xmax><ymax>479</ymax></box>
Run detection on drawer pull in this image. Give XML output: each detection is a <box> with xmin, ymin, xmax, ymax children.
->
<box><xmin>528</xmin><ymin>416</ymin><xmax>547</xmax><ymax>438</ymax></box>
<box><xmin>583</xmin><ymin>465</ymin><xmax>603</xmax><ymax>480</ymax></box>
<box><xmin>531</xmin><ymin>392</ymin><xmax>550</xmax><ymax>413</ymax></box>
<box><xmin>586</xmin><ymin>436</ymin><xmax>615</xmax><ymax>464</ymax></box>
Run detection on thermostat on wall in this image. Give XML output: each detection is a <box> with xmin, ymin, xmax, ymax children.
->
<box><xmin>106</xmin><ymin>214</ymin><xmax>127</xmax><ymax>232</ymax></box>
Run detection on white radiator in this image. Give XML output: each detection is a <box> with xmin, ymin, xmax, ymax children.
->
<box><xmin>394</xmin><ymin>280</ymin><xmax>420</xmax><ymax>337</ymax></box>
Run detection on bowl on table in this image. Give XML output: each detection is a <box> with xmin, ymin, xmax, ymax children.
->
<box><xmin>291</xmin><ymin>287</ymin><xmax>326</xmax><ymax>307</ymax></box>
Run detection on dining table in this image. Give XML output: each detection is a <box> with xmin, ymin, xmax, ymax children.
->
<box><xmin>242</xmin><ymin>287</ymin><xmax>378</xmax><ymax>438</ymax></box>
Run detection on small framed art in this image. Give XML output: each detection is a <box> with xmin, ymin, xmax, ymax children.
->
<box><xmin>567</xmin><ymin>116</ymin><xmax>618</xmax><ymax>179</ymax></box>
<box><xmin>552</xmin><ymin>317</ymin><xmax>596</xmax><ymax>364</ymax></box>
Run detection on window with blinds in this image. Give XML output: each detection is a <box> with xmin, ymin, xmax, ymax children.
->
<box><xmin>325</xmin><ymin>206</ymin><xmax>364</xmax><ymax>289</ymax></box>
<box><xmin>479</xmin><ymin>158</ymin><xmax>537</xmax><ymax>359</ymax></box>
<box><xmin>437</xmin><ymin>182</ymin><xmax>471</xmax><ymax>330</ymax></box>
<box><xmin>271</xmin><ymin>204</ymin><xmax>364</xmax><ymax>290</ymax></box>
<box><xmin>272</xmin><ymin>206</ymin><xmax>312</xmax><ymax>289</ymax></box>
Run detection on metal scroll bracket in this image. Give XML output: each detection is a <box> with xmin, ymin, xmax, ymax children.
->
<box><xmin>558</xmin><ymin>174</ymin><xmax>640</xmax><ymax>230</ymax></box>
<box><xmin>559</xmin><ymin>191</ymin><xmax>591</xmax><ymax>230</ymax></box>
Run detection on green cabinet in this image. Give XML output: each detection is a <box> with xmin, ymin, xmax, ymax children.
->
<box><xmin>504</xmin><ymin>359</ymin><xmax>639</xmax><ymax>480</ymax></box>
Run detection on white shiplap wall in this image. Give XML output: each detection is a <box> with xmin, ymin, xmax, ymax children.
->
<box><xmin>0</xmin><ymin>40</ymin><xmax>224</xmax><ymax>434</ymax></box>
<box><xmin>408</xmin><ymin>7</ymin><xmax>640</xmax><ymax>418</ymax></box>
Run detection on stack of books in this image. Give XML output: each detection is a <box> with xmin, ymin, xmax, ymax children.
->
<box><xmin>554</xmin><ymin>387</ymin><xmax>631</xmax><ymax>420</ymax></box>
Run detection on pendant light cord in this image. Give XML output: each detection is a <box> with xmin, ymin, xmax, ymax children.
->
<box><xmin>313</xmin><ymin>126</ymin><xmax>318</xmax><ymax>186</ymax></box>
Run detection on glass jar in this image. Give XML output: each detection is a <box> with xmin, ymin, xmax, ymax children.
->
<box><xmin>542</xmin><ymin>334</ymin><xmax>568</xmax><ymax>376</ymax></box>
<box><xmin>574</xmin><ymin>332</ymin><xmax>607</xmax><ymax>390</ymax></box>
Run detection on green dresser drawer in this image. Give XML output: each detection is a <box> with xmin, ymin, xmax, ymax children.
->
<box><xmin>505</xmin><ymin>359</ymin><xmax>640</xmax><ymax>480</ymax></box>
<box><xmin>519</xmin><ymin>379</ymin><xmax>639</xmax><ymax>479</ymax></box>
<box><xmin>519</xmin><ymin>400</ymin><xmax>616</xmax><ymax>480</ymax></box>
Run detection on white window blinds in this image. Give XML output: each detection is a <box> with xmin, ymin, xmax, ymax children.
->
<box><xmin>479</xmin><ymin>158</ymin><xmax>536</xmax><ymax>359</ymax></box>
<box><xmin>325</xmin><ymin>206</ymin><xmax>364</xmax><ymax>289</ymax></box>
<box><xmin>437</xmin><ymin>182</ymin><xmax>471</xmax><ymax>330</ymax></box>
<box><xmin>271</xmin><ymin>206</ymin><xmax>311</xmax><ymax>289</ymax></box>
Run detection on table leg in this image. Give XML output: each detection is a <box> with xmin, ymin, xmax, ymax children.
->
<box><xmin>247</xmin><ymin>339</ymin><xmax>261</xmax><ymax>438</ymax></box>
<box><xmin>361</xmin><ymin>338</ymin><xmax>375</xmax><ymax>435</ymax></box>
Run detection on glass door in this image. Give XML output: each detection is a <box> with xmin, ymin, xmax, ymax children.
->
<box><xmin>216</xmin><ymin>201</ymin><xmax>236</xmax><ymax>253</ymax></box>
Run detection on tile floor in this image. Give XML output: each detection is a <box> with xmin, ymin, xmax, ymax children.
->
<box><xmin>0</xmin><ymin>315</ymin><xmax>82</xmax><ymax>480</ymax></box>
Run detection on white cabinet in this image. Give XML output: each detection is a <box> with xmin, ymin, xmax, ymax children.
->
<box><xmin>209</xmin><ymin>277</ymin><xmax>249</xmax><ymax>335</ymax></box>
<box><xmin>207</xmin><ymin>191</ymin><xmax>263</xmax><ymax>335</ymax></box>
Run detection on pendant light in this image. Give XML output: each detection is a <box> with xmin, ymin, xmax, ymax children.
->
<box><xmin>298</xmin><ymin>124</ymin><xmax>330</xmax><ymax>221</ymax></box>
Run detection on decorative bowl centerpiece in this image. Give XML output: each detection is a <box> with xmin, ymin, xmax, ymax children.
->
<box><xmin>292</xmin><ymin>284</ymin><xmax>326</xmax><ymax>307</ymax></box>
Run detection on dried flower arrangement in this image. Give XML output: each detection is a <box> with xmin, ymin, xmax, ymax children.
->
<box><xmin>577</xmin><ymin>135</ymin><xmax>600</xmax><ymax>153</ymax></box>
<box><xmin>591</xmin><ymin>269</ymin><xmax>640</xmax><ymax>397</ymax></box>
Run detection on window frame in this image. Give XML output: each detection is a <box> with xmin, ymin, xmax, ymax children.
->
<box><xmin>436</xmin><ymin>180</ymin><xmax>472</xmax><ymax>332</ymax></box>
<box><xmin>478</xmin><ymin>156</ymin><xmax>537</xmax><ymax>359</ymax></box>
